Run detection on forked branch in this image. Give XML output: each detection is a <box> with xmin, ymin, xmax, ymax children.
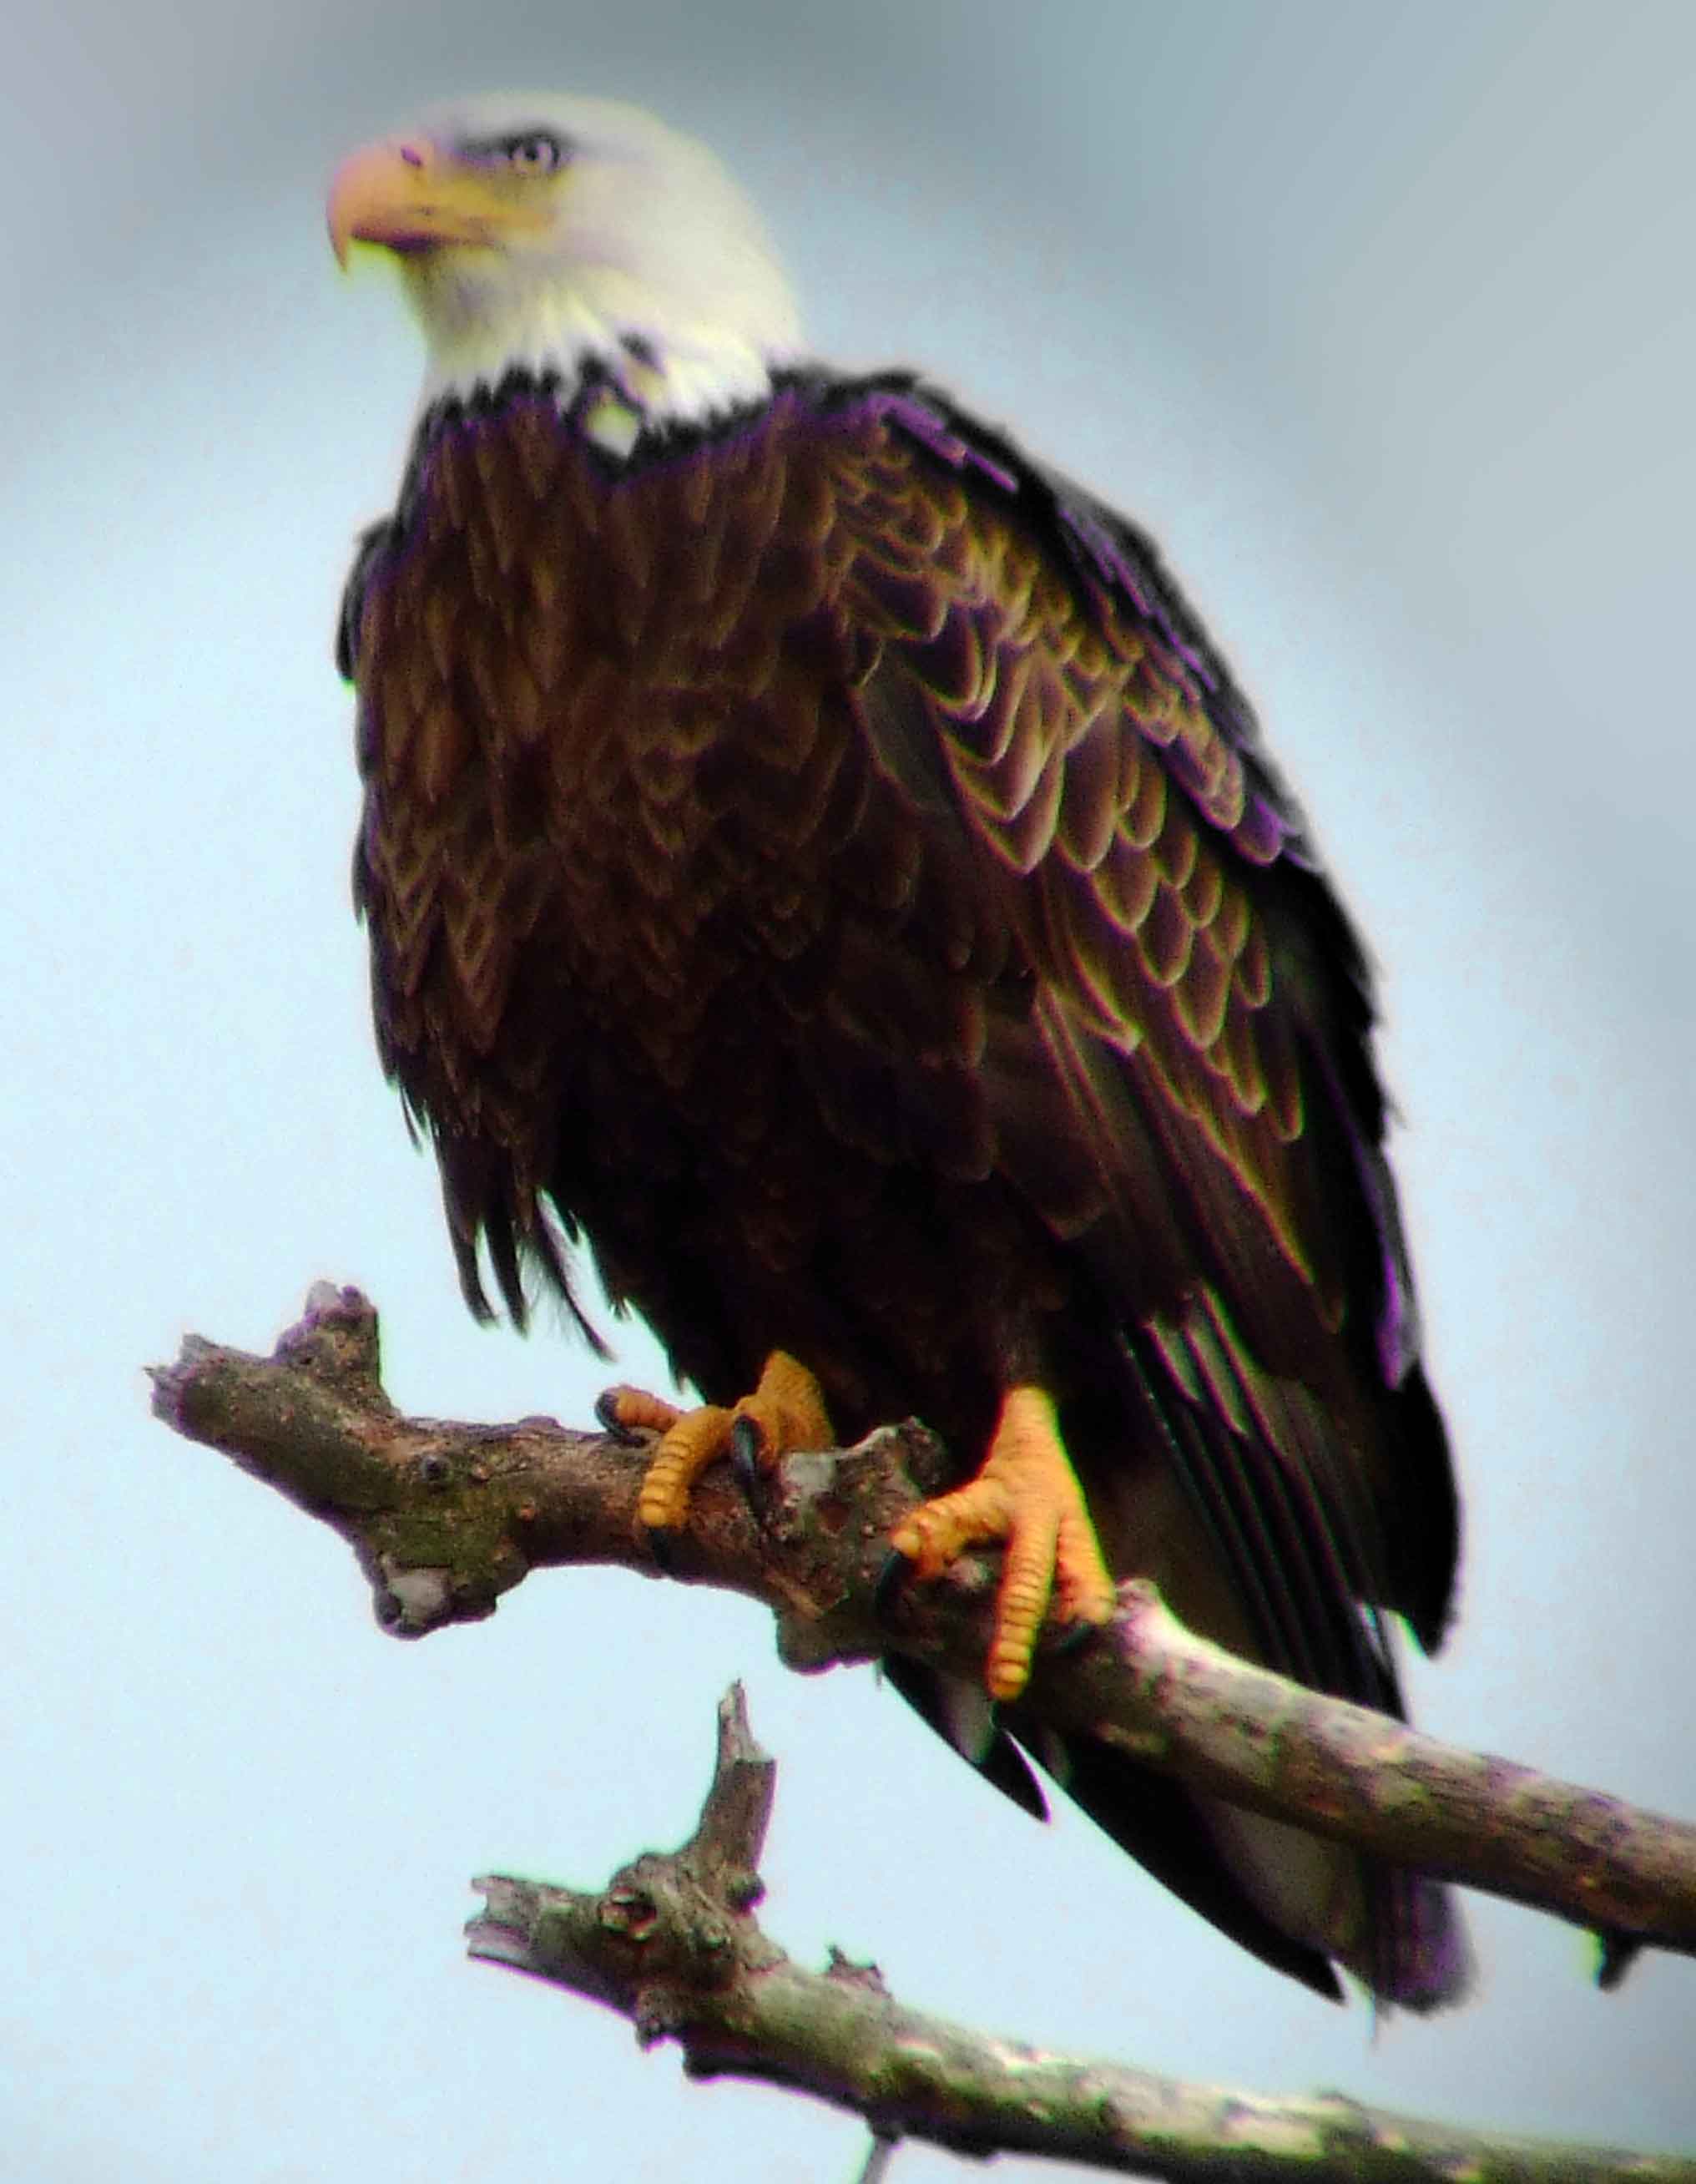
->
<box><xmin>467</xmin><ymin>1685</ymin><xmax>1694</xmax><ymax>2183</ymax></box>
<box><xmin>149</xmin><ymin>1285</ymin><xmax>1696</xmax><ymax>2173</ymax></box>
<box><xmin>149</xmin><ymin>1283</ymin><xmax>1696</xmax><ymax>1984</ymax></box>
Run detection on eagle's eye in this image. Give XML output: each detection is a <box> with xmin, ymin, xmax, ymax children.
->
<box><xmin>502</xmin><ymin>132</ymin><xmax>568</xmax><ymax>174</ymax></box>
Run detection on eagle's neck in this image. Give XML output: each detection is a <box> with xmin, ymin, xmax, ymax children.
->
<box><xmin>414</xmin><ymin>273</ymin><xmax>785</xmax><ymax>432</ymax></box>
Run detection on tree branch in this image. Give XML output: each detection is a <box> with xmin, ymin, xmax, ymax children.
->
<box><xmin>466</xmin><ymin>1685</ymin><xmax>1696</xmax><ymax>2184</ymax></box>
<box><xmin>149</xmin><ymin>1284</ymin><xmax>1696</xmax><ymax>1969</ymax></box>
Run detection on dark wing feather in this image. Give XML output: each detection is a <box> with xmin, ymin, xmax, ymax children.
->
<box><xmin>817</xmin><ymin>381</ymin><xmax>1457</xmax><ymax>1661</ymax></box>
<box><xmin>337</xmin><ymin>471</ymin><xmax>603</xmax><ymax>1347</ymax></box>
<box><xmin>803</xmin><ymin>382</ymin><xmax>1466</xmax><ymax>2005</ymax></box>
<box><xmin>879</xmin><ymin>1656</ymin><xmax>1048</xmax><ymax>1823</ymax></box>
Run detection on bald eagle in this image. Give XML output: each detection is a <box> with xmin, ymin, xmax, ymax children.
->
<box><xmin>329</xmin><ymin>94</ymin><xmax>1466</xmax><ymax>2009</ymax></box>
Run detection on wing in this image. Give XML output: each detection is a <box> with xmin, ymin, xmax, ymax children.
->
<box><xmin>799</xmin><ymin>382</ymin><xmax>1465</xmax><ymax>2004</ymax></box>
<box><xmin>336</xmin><ymin>486</ymin><xmax>606</xmax><ymax>1351</ymax></box>
<box><xmin>807</xmin><ymin>378</ymin><xmax>1458</xmax><ymax>1670</ymax></box>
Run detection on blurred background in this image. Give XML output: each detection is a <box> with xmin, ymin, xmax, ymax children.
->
<box><xmin>6</xmin><ymin>3</ymin><xmax>1694</xmax><ymax>2176</ymax></box>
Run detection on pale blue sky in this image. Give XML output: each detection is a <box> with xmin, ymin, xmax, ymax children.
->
<box><xmin>6</xmin><ymin>3</ymin><xmax>1695</xmax><ymax>2177</ymax></box>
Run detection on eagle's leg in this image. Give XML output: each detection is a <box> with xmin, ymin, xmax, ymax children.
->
<box><xmin>889</xmin><ymin>1386</ymin><xmax>1116</xmax><ymax>1701</ymax></box>
<box><xmin>599</xmin><ymin>1351</ymin><xmax>834</xmax><ymax>1539</ymax></box>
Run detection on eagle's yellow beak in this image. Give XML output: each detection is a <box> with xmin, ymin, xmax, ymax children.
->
<box><xmin>327</xmin><ymin>137</ymin><xmax>549</xmax><ymax>267</ymax></box>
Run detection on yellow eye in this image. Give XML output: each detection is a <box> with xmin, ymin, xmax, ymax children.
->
<box><xmin>503</xmin><ymin>132</ymin><xmax>567</xmax><ymax>174</ymax></box>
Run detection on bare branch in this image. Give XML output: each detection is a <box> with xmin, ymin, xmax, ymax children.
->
<box><xmin>467</xmin><ymin>1687</ymin><xmax>1696</xmax><ymax>2184</ymax></box>
<box><xmin>149</xmin><ymin>1285</ymin><xmax>1696</xmax><ymax>1968</ymax></box>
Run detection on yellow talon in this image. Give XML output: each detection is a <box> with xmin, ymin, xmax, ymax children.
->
<box><xmin>635</xmin><ymin>1401</ymin><xmax>737</xmax><ymax>1532</ymax></box>
<box><xmin>602</xmin><ymin>1351</ymin><xmax>835</xmax><ymax>1540</ymax></box>
<box><xmin>890</xmin><ymin>1385</ymin><xmax>1115</xmax><ymax>1701</ymax></box>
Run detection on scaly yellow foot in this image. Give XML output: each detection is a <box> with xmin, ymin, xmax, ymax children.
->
<box><xmin>598</xmin><ymin>1351</ymin><xmax>834</xmax><ymax>1540</ymax></box>
<box><xmin>888</xmin><ymin>1386</ymin><xmax>1115</xmax><ymax>1701</ymax></box>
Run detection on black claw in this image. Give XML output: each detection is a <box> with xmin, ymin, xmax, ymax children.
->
<box><xmin>1049</xmin><ymin>1616</ymin><xmax>1100</xmax><ymax>1660</ymax></box>
<box><xmin>730</xmin><ymin>1416</ymin><xmax>768</xmax><ymax>1519</ymax></box>
<box><xmin>874</xmin><ymin>1548</ymin><xmax>914</xmax><ymax>1622</ymax></box>
<box><xmin>644</xmin><ymin>1523</ymin><xmax>679</xmax><ymax>1575</ymax></box>
<box><xmin>595</xmin><ymin>1388</ymin><xmax>642</xmax><ymax>1444</ymax></box>
<box><xmin>1596</xmin><ymin>1930</ymin><xmax>1642</xmax><ymax>1992</ymax></box>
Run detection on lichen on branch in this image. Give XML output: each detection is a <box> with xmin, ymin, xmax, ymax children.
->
<box><xmin>150</xmin><ymin>1283</ymin><xmax>1696</xmax><ymax>1970</ymax></box>
<box><xmin>467</xmin><ymin>1686</ymin><xmax>1696</xmax><ymax>2184</ymax></box>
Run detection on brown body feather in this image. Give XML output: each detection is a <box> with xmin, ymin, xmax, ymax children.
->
<box><xmin>343</xmin><ymin>370</ymin><xmax>1465</xmax><ymax>2006</ymax></box>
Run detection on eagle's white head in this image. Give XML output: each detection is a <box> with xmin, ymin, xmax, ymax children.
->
<box><xmin>328</xmin><ymin>94</ymin><xmax>803</xmax><ymax>424</ymax></box>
